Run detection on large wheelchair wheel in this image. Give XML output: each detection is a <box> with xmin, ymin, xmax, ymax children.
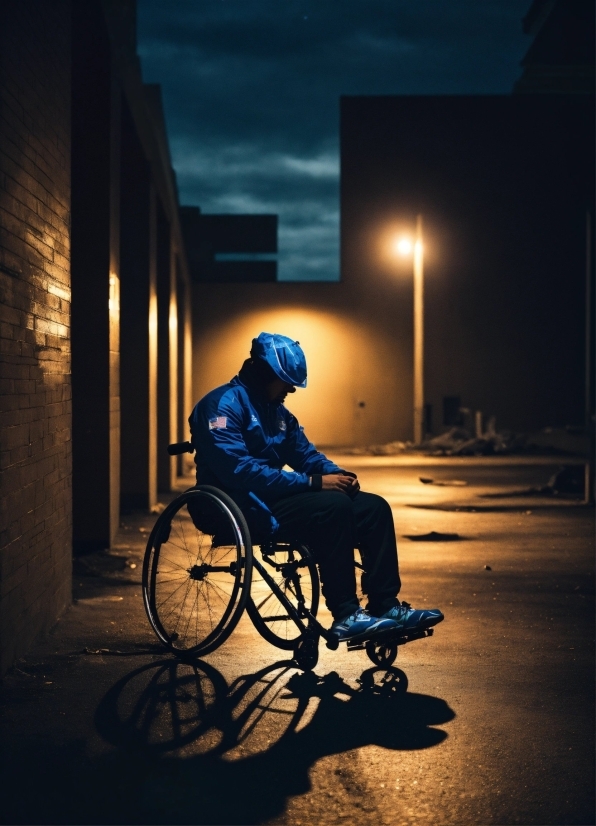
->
<box><xmin>246</xmin><ymin>541</ymin><xmax>319</xmax><ymax>650</ymax></box>
<box><xmin>142</xmin><ymin>486</ymin><xmax>252</xmax><ymax>656</ymax></box>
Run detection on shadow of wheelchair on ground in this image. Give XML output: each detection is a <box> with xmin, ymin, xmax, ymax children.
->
<box><xmin>93</xmin><ymin>656</ymin><xmax>455</xmax><ymax>824</ymax></box>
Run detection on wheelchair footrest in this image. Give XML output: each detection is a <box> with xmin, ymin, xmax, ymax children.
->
<box><xmin>376</xmin><ymin>626</ymin><xmax>434</xmax><ymax>645</ymax></box>
<box><xmin>346</xmin><ymin>640</ymin><xmax>366</xmax><ymax>652</ymax></box>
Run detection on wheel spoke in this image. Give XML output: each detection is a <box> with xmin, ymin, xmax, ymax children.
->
<box><xmin>203</xmin><ymin>574</ymin><xmax>215</xmax><ymax>630</ymax></box>
<box><xmin>155</xmin><ymin>551</ymin><xmax>189</xmax><ymax>572</ymax></box>
<box><xmin>153</xmin><ymin>575</ymin><xmax>189</xmax><ymax>587</ymax></box>
<box><xmin>158</xmin><ymin>580</ymin><xmax>195</xmax><ymax>626</ymax></box>
<box><xmin>177</xmin><ymin>512</ymin><xmax>194</xmax><ymax>568</ymax></box>
<box><xmin>169</xmin><ymin>519</ymin><xmax>195</xmax><ymax>568</ymax></box>
<box><xmin>203</xmin><ymin>579</ymin><xmax>232</xmax><ymax>611</ymax></box>
<box><xmin>180</xmin><ymin>586</ymin><xmax>200</xmax><ymax>645</ymax></box>
<box><xmin>254</xmin><ymin>588</ymin><xmax>277</xmax><ymax>612</ymax></box>
<box><xmin>155</xmin><ymin>576</ymin><xmax>191</xmax><ymax>611</ymax></box>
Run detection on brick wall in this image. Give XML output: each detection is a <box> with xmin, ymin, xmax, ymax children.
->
<box><xmin>0</xmin><ymin>1</ymin><xmax>72</xmax><ymax>673</ymax></box>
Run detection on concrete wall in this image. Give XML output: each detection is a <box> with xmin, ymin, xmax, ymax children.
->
<box><xmin>0</xmin><ymin>0</ymin><xmax>72</xmax><ymax>672</ymax></box>
<box><xmin>71</xmin><ymin>1</ymin><xmax>122</xmax><ymax>549</ymax></box>
<box><xmin>191</xmin><ymin>281</ymin><xmax>411</xmax><ymax>447</ymax></box>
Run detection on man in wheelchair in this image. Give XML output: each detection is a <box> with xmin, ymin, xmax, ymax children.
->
<box><xmin>189</xmin><ymin>332</ymin><xmax>443</xmax><ymax>644</ymax></box>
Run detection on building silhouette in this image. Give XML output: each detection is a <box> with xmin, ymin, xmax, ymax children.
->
<box><xmin>514</xmin><ymin>0</ymin><xmax>594</xmax><ymax>94</ymax></box>
<box><xmin>180</xmin><ymin>209</ymin><xmax>278</xmax><ymax>283</ymax></box>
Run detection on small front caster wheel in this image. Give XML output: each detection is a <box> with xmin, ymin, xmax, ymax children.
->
<box><xmin>293</xmin><ymin>634</ymin><xmax>319</xmax><ymax>671</ymax></box>
<box><xmin>365</xmin><ymin>640</ymin><xmax>397</xmax><ymax>667</ymax></box>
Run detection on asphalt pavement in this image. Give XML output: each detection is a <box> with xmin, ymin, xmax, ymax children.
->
<box><xmin>0</xmin><ymin>457</ymin><xmax>593</xmax><ymax>826</ymax></box>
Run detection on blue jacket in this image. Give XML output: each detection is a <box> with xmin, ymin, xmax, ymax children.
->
<box><xmin>188</xmin><ymin>362</ymin><xmax>342</xmax><ymax>538</ymax></box>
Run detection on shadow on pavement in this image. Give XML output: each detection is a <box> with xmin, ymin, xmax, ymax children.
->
<box><xmin>1</xmin><ymin>658</ymin><xmax>454</xmax><ymax>825</ymax></box>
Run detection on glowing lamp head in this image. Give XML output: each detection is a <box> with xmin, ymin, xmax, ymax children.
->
<box><xmin>395</xmin><ymin>237</ymin><xmax>413</xmax><ymax>257</ymax></box>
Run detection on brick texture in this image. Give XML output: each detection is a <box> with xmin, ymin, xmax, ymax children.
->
<box><xmin>0</xmin><ymin>1</ymin><xmax>72</xmax><ymax>674</ymax></box>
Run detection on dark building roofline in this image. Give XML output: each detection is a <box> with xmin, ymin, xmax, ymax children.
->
<box><xmin>522</xmin><ymin>0</ymin><xmax>557</xmax><ymax>35</ymax></box>
<box><xmin>514</xmin><ymin>0</ymin><xmax>594</xmax><ymax>94</ymax></box>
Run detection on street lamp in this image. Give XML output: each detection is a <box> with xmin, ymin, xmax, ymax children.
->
<box><xmin>395</xmin><ymin>214</ymin><xmax>424</xmax><ymax>445</ymax></box>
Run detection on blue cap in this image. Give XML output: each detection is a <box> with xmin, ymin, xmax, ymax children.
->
<box><xmin>251</xmin><ymin>332</ymin><xmax>307</xmax><ymax>388</ymax></box>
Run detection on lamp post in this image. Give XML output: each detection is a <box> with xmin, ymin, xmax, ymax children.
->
<box><xmin>396</xmin><ymin>214</ymin><xmax>424</xmax><ymax>445</ymax></box>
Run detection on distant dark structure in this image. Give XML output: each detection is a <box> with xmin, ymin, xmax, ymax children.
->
<box><xmin>514</xmin><ymin>0</ymin><xmax>594</xmax><ymax>94</ymax></box>
<box><xmin>180</xmin><ymin>208</ymin><xmax>277</xmax><ymax>283</ymax></box>
<box><xmin>340</xmin><ymin>94</ymin><xmax>594</xmax><ymax>432</ymax></box>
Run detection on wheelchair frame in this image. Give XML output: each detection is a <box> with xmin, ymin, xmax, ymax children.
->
<box><xmin>141</xmin><ymin>442</ymin><xmax>434</xmax><ymax>671</ymax></box>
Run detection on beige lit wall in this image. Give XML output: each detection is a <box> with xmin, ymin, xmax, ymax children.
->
<box><xmin>191</xmin><ymin>283</ymin><xmax>413</xmax><ymax>448</ymax></box>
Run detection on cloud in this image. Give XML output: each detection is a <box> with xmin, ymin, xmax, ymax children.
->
<box><xmin>282</xmin><ymin>154</ymin><xmax>339</xmax><ymax>180</ymax></box>
<box><xmin>137</xmin><ymin>0</ymin><xmax>530</xmax><ymax>279</ymax></box>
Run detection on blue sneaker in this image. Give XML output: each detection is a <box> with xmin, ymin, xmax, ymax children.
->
<box><xmin>379</xmin><ymin>601</ymin><xmax>444</xmax><ymax>632</ymax></box>
<box><xmin>331</xmin><ymin>607</ymin><xmax>399</xmax><ymax>643</ymax></box>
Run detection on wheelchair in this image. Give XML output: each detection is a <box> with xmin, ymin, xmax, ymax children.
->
<box><xmin>142</xmin><ymin>441</ymin><xmax>436</xmax><ymax>671</ymax></box>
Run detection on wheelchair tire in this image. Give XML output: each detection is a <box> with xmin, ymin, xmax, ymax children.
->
<box><xmin>246</xmin><ymin>541</ymin><xmax>319</xmax><ymax>650</ymax></box>
<box><xmin>293</xmin><ymin>632</ymin><xmax>320</xmax><ymax>671</ymax></box>
<box><xmin>142</xmin><ymin>486</ymin><xmax>252</xmax><ymax>657</ymax></box>
<box><xmin>365</xmin><ymin>640</ymin><xmax>398</xmax><ymax>667</ymax></box>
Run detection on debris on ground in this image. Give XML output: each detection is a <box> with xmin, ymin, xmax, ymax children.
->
<box><xmin>339</xmin><ymin>425</ymin><xmax>590</xmax><ymax>457</ymax></box>
<box><xmin>420</xmin><ymin>427</ymin><xmax>526</xmax><ymax>456</ymax></box>
<box><xmin>483</xmin><ymin>465</ymin><xmax>586</xmax><ymax>498</ymax></box>
<box><xmin>484</xmin><ymin>565</ymin><xmax>492</xmax><ymax>570</ymax></box>
<box><xmin>524</xmin><ymin>427</ymin><xmax>590</xmax><ymax>456</ymax></box>
<box><xmin>72</xmin><ymin>552</ymin><xmax>128</xmax><ymax>577</ymax></box>
<box><xmin>547</xmin><ymin>466</ymin><xmax>585</xmax><ymax>493</ymax></box>
<box><xmin>83</xmin><ymin>646</ymin><xmax>162</xmax><ymax>656</ymax></box>
<box><xmin>419</xmin><ymin>477</ymin><xmax>468</xmax><ymax>486</ymax></box>
<box><xmin>342</xmin><ymin>440</ymin><xmax>408</xmax><ymax>456</ymax></box>
<box><xmin>403</xmin><ymin>531</ymin><xmax>463</xmax><ymax>541</ymax></box>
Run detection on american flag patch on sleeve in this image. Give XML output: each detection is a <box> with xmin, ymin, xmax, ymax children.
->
<box><xmin>209</xmin><ymin>416</ymin><xmax>227</xmax><ymax>430</ymax></box>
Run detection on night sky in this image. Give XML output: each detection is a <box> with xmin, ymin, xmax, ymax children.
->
<box><xmin>137</xmin><ymin>1</ymin><xmax>531</xmax><ymax>281</ymax></box>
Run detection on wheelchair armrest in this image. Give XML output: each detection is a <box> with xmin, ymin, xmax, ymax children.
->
<box><xmin>168</xmin><ymin>441</ymin><xmax>194</xmax><ymax>455</ymax></box>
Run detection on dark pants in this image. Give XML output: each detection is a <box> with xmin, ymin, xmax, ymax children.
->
<box><xmin>269</xmin><ymin>490</ymin><xmax>401</xmax><ymax>622</ymax></box>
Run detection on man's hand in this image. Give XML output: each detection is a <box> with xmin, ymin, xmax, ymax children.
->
<box><xmin>321</xmin><ymin>473</ymin><xmax>360</xmax><ymax>496</ymax></box>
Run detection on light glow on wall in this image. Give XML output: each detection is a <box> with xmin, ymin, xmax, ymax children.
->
<box><xmin>108</xmin><ymin>274</ymin><xmax>120</xmax><ymax>317</ymax></box>
<box><xmin>193</xmin><ymin>305</ymin><xmax>407</xmax><ymax>447</ymax></box>
<box><xmin>169</xmin><ymin>300</ymin><xmax>178</xmax><ymax>334</ymax></box>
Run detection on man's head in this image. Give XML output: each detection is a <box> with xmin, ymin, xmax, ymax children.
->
<box><xmin>249</xmin><ymin>332</ymin><xmax>307</xmax><ymax>403</ymax></box>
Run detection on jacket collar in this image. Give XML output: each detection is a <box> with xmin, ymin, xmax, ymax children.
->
<box><xmin>235</xmin><ymin>359</ymin><xmax>271</xmax><ymax>405</ymax></box>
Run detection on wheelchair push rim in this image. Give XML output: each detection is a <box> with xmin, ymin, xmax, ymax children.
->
<box><xmin>142</xmin><ymin>486</ymin><xmax>253</xmax><ymax>656</ymax></box>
